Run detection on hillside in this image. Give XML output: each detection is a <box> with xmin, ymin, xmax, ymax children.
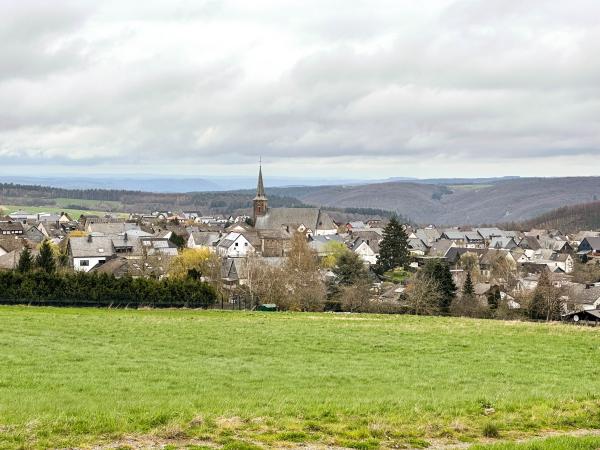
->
<box><xmin>2</xmin><ymin>177</ymin><xmax>600</xmax><ymax>225</ymax></box>
<box><xmin>516</xmin><ymin>201</ymin><xmax>600</xmax><ymax>233</ymax></box>
<box><xmin>270</xmin><ymin>177</ymin><xmax>600</xmax><ymax>225</ymax></box>
<box><xmin>0</xmin><ymin>182</ymin><xmax>307</xmax><ymax>217</ymax></box>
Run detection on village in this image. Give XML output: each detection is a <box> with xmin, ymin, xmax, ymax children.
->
<box><xmin>1</xmin><ymin>166</ymin><xmax>600</xmax><ymax>322</ymax></box>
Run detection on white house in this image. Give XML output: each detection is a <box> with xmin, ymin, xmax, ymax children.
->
<box><xmin>68</xmin><ymin>236</ymin><xmax>115</xmax><ymax>272</ymax></box>
<box><xmin>187</xmin><ymin>231</ymin><xmax>221</xmax><ymax>251</ymax></box>
<box><xmin>216</xmin><ymin>232</ymin><xmax>255</xmax><ymax>258</ymax></box>
<box><xmin>350</xmin><ymin>237</ymin><xmax>379</xmax><ymax>265</ymax></box>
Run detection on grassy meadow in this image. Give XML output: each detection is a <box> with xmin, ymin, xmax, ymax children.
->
<box><xmin>0</xmin><ymin>198</ymin><xmax>127</xmax><ymax>220</ymax></box>
<box><xmin>1</xmin><ymin>307</ymin><xmax>600</xmax><ymax>449</ymax></box>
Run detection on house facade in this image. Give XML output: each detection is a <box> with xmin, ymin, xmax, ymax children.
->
<box><xmin>68</xmin><ymin>236</ymin><xmax>116</xmax><ymax>272</ymax></box>
<box><xmin>216</xmin><ymin>232</ymin><xmax>255</xmax><ymax>258</ymax></box>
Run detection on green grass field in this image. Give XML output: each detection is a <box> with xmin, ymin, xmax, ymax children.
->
<box><xmin>1</xmin><ymin>307</ymin><xmax>600</xmax><ymax>449</ymax></box>
<box><xmin>0</xmin><ymin>199</ymin><xmax>127</xmax><ymax>220</ymax></box>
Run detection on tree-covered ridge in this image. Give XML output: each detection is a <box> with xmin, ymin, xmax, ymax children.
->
<box><xmin>0</xmin><ymin>182</ymin><xmax>308</xmax><ymax>215</ymax></box>
<box><xmin>514</xmin><ymin>200</ymin><xmax>600</xmax><ymax>233</ymax></box>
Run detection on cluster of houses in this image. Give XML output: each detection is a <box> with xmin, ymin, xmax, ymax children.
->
<box><xmin>2</xmin><ymin>167</ymin><xmax>600</xmax><ymax>318</ymax></box>
<box><xmin>405</xmin><ymin>225</ymin><xmax>600</xmax><ymax>316</ymax></box>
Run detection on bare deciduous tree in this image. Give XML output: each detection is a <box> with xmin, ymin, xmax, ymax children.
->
<box><xmin>404</xmin><ymin>273</ymin><xmax>443</xmax><ymax>316</ymax></box>
<box><xmin>336</xmin><ymin>281</ymin><xmax>371</xmax><ymax>313</ymax></box>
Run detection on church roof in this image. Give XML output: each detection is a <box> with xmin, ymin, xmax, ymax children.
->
<box><xmin>254</xmin><ymin>208</ymin><xmax>336</xmax><ymax>232</ymax></box>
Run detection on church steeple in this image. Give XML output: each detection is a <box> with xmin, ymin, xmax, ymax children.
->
<box><xmin>253</xmin><ymin>161</ymin><xmax>268</xmax><ymax>224</ymax></box>
<box><xmin>254</xmin><ymin>164</ymin><xmax>266</xmax><ymax>200</ymax></box>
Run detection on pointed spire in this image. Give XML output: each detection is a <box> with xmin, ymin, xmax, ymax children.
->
<box><xmin>254</xmin><ymin>159</ymin><xmax>266</xmax><ymax>200</ymax></box>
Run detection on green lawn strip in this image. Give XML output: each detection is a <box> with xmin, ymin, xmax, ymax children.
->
<box><xmin>1</xmin><ymin>307</ymin><xmax>600</xmax><ymax>448</ymax></box>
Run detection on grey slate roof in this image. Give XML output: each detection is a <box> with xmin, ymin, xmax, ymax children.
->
<box><xmin>0</xmin><ymin>236</ymin><xmax>25</xmax><ymax>253</ymax></box>
<box><xmin>0</xmin><ymin>222</ymin><xmax>24</xmax><ymax>233</ymax></box>
<box><xmin>465</xmin><ymin>231</ymin><xmax>484</xmax><ymax>242</ymax></box>
<box><xmin>347</xmin><ymin>221</ymin><xmax>366</xmax><ymax>229</ymax></box>
<box><xmin>254</xmin><ymin>208</ymin><xmax>336</xmax><ymax>232</ymax></box>
<box><xmin>582</xmin><ymin>237</ymin><xmax>600</xmax><ymax>251</ymax></box>
<box><xmin>350</xmin><ymin>236</ymin><xmax>380</xmax><ymax>254</ymax></box>
<box><xmin>476</xmin><ymin>227</ymin><xmax>504</xmax><ymax>239</ymax></box>
<box><xmin>519</xmin><ymin>236</ymin><xmax>541</xmax><ymax>250</ymax></box>
<box><xmin>415</xmin><ymin>228</ymin><xmax>441</xmax><ymax>245</ymax></box>
<box><xmin>69</xmin><ymin>236</ymin><xmax>115</xmax><ymax>258</ymax></box>
<box><xmin>308</xmin><ymin>234</ymin><xmax>345</xmax><ymax>254</ymax></box>
<box><xmin>442</xmin><ymin>230</ymin><xmax>466</xmax><ymax>241</ymax></box>
<box><xmin>445</xmin><ymin>247</ymin><xmax>485</xmax><ymax>264</ymax></box>
<box><xmin>88</xmin><ymin>222</ymin><xmax>140</xmax><ymax>235</ymax></box>
<box><xmin>190</xmin><ymin>231</ymin><xmax>221</xmax><ymax>247</ymax></box>
<box><xmin>490</xmin><ymin>237</ymin><xmax>517</xmax><ymax>249</ymax></box>
<box><xmin>428</xmin><ymin>239</ymin><xmax>454</xmax><ymax>257</ymax></box>
<box><xmin>570</xmin><ymin>285</ymin><xmax>600</xmax><ymax>305</ymax></box>
<box><xmin>408</xmin><ymin>238</ymin><xmax>429</xmax><ymax>252</ymax></box>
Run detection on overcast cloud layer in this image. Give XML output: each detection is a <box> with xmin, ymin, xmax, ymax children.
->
<box><xmin>1</xmin><ymin>0</ymin><xmax>600</xmax><ymax>179</ymax></box>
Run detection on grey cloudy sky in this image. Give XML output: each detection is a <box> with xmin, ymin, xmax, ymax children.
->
<box><xmin>1</xmin><ymin>0</ymin><xmax>600</xmax><ymax>179</ymax></box>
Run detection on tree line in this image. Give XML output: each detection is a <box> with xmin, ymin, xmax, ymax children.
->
<box><xmin>2</xmin><ymin>241</ymin><xmax>216</xmax><ymax>308</ymax></box>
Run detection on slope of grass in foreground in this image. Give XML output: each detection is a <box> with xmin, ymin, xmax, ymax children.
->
<box><xmin>1</xmin><ymin>307</ymin><xmax>600</xmax><ymax>449</ymax></box>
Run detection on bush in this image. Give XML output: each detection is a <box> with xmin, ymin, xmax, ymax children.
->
<box><xmin>0</xmin><ymin>270</ymin><xmax>216</xmax><ymax>308</ymax></box>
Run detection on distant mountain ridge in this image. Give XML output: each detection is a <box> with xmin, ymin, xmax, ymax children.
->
<box><xmin>268</xmin><ymin>177</ymin><xmax>600</xmax><ymax>225</ymax></box>
<box><xmin>1</xmin><ymin>176</ymin><xmax>599</xmax><ymax>226</ymax></box>
<box><xmin>0</xmin><ymin>175</ymin><xmax>522</xmax><ymax>192</ymax></box>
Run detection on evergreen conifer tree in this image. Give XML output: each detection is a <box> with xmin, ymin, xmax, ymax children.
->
<box><xmin>36</xmin><ymin>240</ymin><xmax>56</xmax><ymax>274</ymax></box>
<box><xmin>375</xmin><ymin>216</ymin><xmax>409</xmax><ymax>274</ymax></box>
<box><xmin>17</xmin><ymin>246</ymin><xmax>34</xmax><ymax>273</ymax></box>
<box><xmin>333</xmin><ymin>251</ymin><xmax>368</xmax><ymax>286</ymax></box>
<box><xmin>463</xmin><ymin>271</ymin><xmax>475</xmax><ymax>296</ymax></box>
<box><xmin>421</xmin><ymin>259</ymin><xmax>457</xmax><ymax>313</ymax></box>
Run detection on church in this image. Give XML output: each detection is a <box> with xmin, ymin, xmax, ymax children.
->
<box><xmin>252</xmin><ymin>166</ymin><xmax>338</xmax><ymax>236</ymax></box>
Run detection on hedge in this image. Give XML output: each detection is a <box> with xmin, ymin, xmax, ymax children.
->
<box><xmin>0</xmin><ymin>270</ymin><xmax>217</xmax><ymax>308</ymax></box>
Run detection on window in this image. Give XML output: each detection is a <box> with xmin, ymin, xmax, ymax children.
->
<box><xmin>80</xmin><ymin>260</ymin><xmax>90</xmax><ymax>266</ymax></box>
<box><xmin>235</xmin><ymin>242</ymin><xmax>239</xmax><ymax>247</ymax></box>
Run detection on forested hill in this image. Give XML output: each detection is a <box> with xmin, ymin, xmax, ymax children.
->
<box><xmin>3</xmin><ymin>177</ymin><xmax>600</xmax><ymax>225</ymax></box>
<box><xmin>0</xmin><ymin>182</ymin><xmax>306</xmax><ymax>216</ymax></box>
<box><xmin>268</xmin><ymin>177</ymin><xmax>600</xmax><ymax>225</ymax></box>
<box><xmin>0</xmin><ymin>182</ymin><xmax>395</xmax><ymax>222</ymax></box>
<box><xmin>514</xmin><ymin>201</ymin><xmax>600</xmax><ymax>233</ymax></box>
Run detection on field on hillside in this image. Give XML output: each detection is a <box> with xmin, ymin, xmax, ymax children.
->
<box><xmin>0</xmin><ymin>202</ymin><xmax>127</xmax><ymax>220</ymax></box>
<box><xmin>1</xmin><ymin>308</ymin><xmax>600</xmax><ymax>449</ymax></box>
